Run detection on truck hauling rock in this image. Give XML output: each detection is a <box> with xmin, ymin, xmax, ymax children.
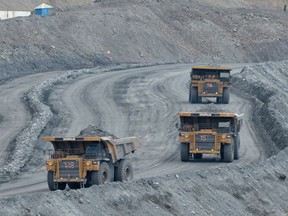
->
<box><xmin>189</xmin><ymin>66</ymin><xmax>231</xmax><ymax>104</ymax></box>
<box><xmin>43</xmin><ymin>126</ymin><xmax>141</xmax><ymax>191</ymax></box>
<box><xmin>177</xmin><ymin>112</ymin><xmax>243</xmax><ymax>162</ymax></box>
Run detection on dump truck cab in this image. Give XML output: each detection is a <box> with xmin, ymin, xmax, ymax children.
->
<box><xmin>177</xmin><ymin>112</ymin><xmax>243</xmax><ymax>162</ymax></box>
<box><xmin>43</xmin><ymin>136</ymin><xmax>140</xmax><ymax>191</ymax></box>
<box><xmin>189</xmin><ymin>66</ymin><xmax>231</xmax><ymax>104</ymax></box>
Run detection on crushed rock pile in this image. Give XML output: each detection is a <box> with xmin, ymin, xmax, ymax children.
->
<box><xmin>78</xmin><ymin>125</ymin><xmax>118</xmax><ymax>139</ymax></box>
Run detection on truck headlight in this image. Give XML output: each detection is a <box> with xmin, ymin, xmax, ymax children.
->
<box><xmin>86</xmin><ymin>161</ymin><xmax>91</xmax><ymax>166</ymax></box>
<box><xmin>46</xmin><ymin>161</ymin><xmax>53</xmax><ymax>166</ymax></box>
<box><xmin>221</xmin><ymin>134</ymin><xmax>226</xmax><ymax>139</ymax></box>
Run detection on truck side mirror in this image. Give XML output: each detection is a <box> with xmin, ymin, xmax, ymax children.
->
<box><xmin>175</xmin><ymin>123</ymin><xmax>179</xmax><ymax>129</ymax></box>
<box><xmin>237</xmin><ymin>121</ymin><xmax>242</xmax><ymax>132</ymax></box>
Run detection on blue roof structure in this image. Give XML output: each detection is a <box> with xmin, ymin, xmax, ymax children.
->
<box><xmin>34</xmin><ymin>3</ymin><xmax>53</xmax><ymax>16</ymax></box>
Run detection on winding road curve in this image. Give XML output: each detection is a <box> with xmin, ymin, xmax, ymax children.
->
<box><xmin>0</xmin><ymin>64</ymin><xmax>265</xmax><ymax>197</ymax></box>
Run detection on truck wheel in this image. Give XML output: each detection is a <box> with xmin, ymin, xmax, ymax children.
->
<box><xmin>220</xmin><ymin>145</ymin><xmax>224</xmax><ymax>160</ymax></box>
<box><xmin>190</xmin><ymin>87</ymin><xmax>198</xmax><ymax>103</ymax></box>
<box><xmin>91</xmin><ymin>162</ymin><xmax>111</xmax><ymax>185</ymax></box>
<box><xmin>181</xmin><ymin>142</ymin><xmax>189</xmax><ymax>161</ymax></box>
<box><xmin>48</xmin><ymin>171</ymin><xmax>66</xmax><ymax>191</ymax></box>
<box><xmin>194</xmin><ymin>153</ymin><xmax>203</xmax><ymax>159</ymax></box>
<box><xmin>47</xmin><ymin>171</ymin><xmax>56</xmax><ymax>191</ymax></box>
<box><xmin>68</xmin><ymin>182</ymin><xmax>80</xmax><ymax>189</ymax></box>
<box><xmin>114</xmin><ymin>159</ymin><xmax>133</xmax><ymax>182</ymax></box>
<box><xmin>58</xmin><ymin>182</ymin><xmax>66</xmax><ymax>190</ymax></box>
<box><xmin>223</xmin><ymin>142</ymin><xmax>234</xmax><ymax>162</ymax></box>
<box><xmin>216</xmin><ymin>97</ymin><xmax>222</xmax><ymax>103</ymax></box>
<box><xmin>222</xmin><ymin>88</ymin><xmax>230</xmax><ymax>104</ymax></box>
<box><xmin>234</xmin><ymin>135</ymin><xmax>240</xmax><ymax>160</ymax></box>
<box><xmin>85</xmin><ymin>172</ymin><xmax>92</xmax><ymax>188</ymax></box>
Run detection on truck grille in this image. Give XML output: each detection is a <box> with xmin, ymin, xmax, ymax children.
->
<box><xmin>195</xmin><ymin>134</ymin><xmax>215</xmax><ymax>150</ymax></box>
<box><xmin>59</xmin><ymin>160</ymin><xmax>80</xmax><ymax>179</ymax></box>
<box><xmin>203</xmin><ymin>82</ymin><xmax>218</xmax><ymax>93</ymax></box>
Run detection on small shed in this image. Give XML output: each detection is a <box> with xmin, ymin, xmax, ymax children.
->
<box><xmin>34</xmin><ymin>3</ymin><xmax>53</xmax><ymax>16</ymax></box>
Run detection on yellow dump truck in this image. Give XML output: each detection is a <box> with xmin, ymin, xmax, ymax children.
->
<box><xmin>189</xmin><ymin>66</ymin><xmax>231</xmax><ymax>104</ymax></box>
<box><xmin>177</xmin><ymin>112</ymin><xmax>243</xmax><ymax>162</ymax></box>
<box><xmin>43</xmin><ymin>135</ymin><xmax>140</xmax><ymax>191</ymax></box>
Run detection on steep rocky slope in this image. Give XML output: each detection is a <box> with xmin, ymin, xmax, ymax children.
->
<box><xmin>1</xmin><ymin>0</ymin><xmax>288</xmax><ymax>80</ymax></box>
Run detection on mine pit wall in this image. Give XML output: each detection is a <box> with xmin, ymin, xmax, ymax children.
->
<box><xmin>245</xmin><ymin>40</ymin><xmax>288</xmax><ymax>63</ymax></box>
<box><xmin>232</xmin><ymin>60</ymin><xmax>288</xmax><ymax>156</ymax></box>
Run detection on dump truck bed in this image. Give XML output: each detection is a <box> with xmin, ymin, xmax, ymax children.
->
<box><xmin>192</xmin><ymin>65</ymin><xmax>231</xmax><ymax>71</ymax></box>
<box><xmin>178</xmin><ymin>112</ymin><xmax>243</xmax><ymax>118</ymax></box>
<box><xmin>42</xmin><ymin>136</ymin><xmax>141</xmax><ymax>163</ymax></box>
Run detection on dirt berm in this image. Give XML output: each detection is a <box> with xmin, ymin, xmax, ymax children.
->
<box><xmin>0</xmin><ymin>61</ymin><xmax>287</xmax><ymax>215</ymax></box>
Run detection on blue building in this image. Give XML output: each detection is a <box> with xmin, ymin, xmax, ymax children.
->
<box><xmin>34</xmin><ymin>3</ymin><xmax>54</xmax><ymax>16</ymax></box>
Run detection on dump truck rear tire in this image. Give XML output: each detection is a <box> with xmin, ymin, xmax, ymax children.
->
<box><xmin>194</xmin><ymin>153</ymin><xmax>203</xmax><ymax>159</ymax></box>
<box><xmin>68</xmin><ymin>182</ymin><xmax>80</xmax><ymax>189</ymax></box>
<box><xmin>58</xmin><ymin>182</ymin><xmax>66</xmax><ymax>190</ymax></box>
<box><xmin>181</xmin><ymin>142</ymin><xmax>189</xmax><ymax>161</ymax></box>
<box><xmin>223</xmin><ymin>142</ymin><xmax>234</xmax><ymax>162</ymax></box>
<box><xmin>216</xmin><ymin>97</ymin><xmax>222</xmax><ymax>103</ymax></box>
<box><xmin>190</xmin><ymin>87</ymin><xmax>198</xmax><ymax>103</ymax></box>
<box><xmin>222</xmin><ymin>88</ymin><xmax>230</xmax><ymax>104</ymax></box>
<box><xmin>234</xmin><ymin>135</ymin><xmax>240</xmax><ymax>160</ymax></box>
<box><xmin>115</xmin><ymin>159</ymin><xmax>133</xmax><ymax>182</ymax></box>
<box><xmin>91</xmin><ymin>162</ymin><xmax>111</xmax><ymax>185</ymax></box>
<box><xmin>85</xmin><ymin>172</ymin><xmax>92</xmax><ymax>188</ymax></box>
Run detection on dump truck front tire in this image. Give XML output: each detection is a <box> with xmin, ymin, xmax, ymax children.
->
<box><xmin>181</xmin><ymin>142</ymin><xmax>189</xmax><ymax>161</ymax></box>
<box><xmin>91</xmin><ymin>162</ymin><xmax>111</xmax><ymax>185</ymax></box>
<box><xmin>115</xmin><ymin>159</ymin><xmax>133</xmax><ymax>182</ymax></box>
<box><xmin>47</xmin><ymin>171</ymin><xmax>56</xmax><ymax>191</ymax></box>
<box><xmin>223</xmin><ymin>142</ymin><xmax>234</xmax><ymax>162</ymax></box>
<box><xmin>48</xmin><ymin>171</ymin><xmax>66</xmax><ymax>191</ymax></box>
<box><xmin>190</xmin><ymin>87</ymin><xmax>198</xmax><ymax>103</ymax></box>
<box><xmin>222</xmin><ymin>88</ymin><xmax>230</xmax><ymax>104</ymax></box>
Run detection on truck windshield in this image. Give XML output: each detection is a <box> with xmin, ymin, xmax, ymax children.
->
<box><xmin>86</xmin><ymin>146</ymin><xmax>97</xmax><ymax>154</ymax></box>
<box><xmin>219</xmin><ymin>72</ymin><xmax>230</xmax><ymax>81</ymax></box>
<box><xmin>180</xmin><ymin>116</ymin><xmax>232</xmax><ymax>131</ymax></box>
<box><xmin>191</xmin><ymin>69</ymin><xmax>230</xmax><ymax>80</ymax></box>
